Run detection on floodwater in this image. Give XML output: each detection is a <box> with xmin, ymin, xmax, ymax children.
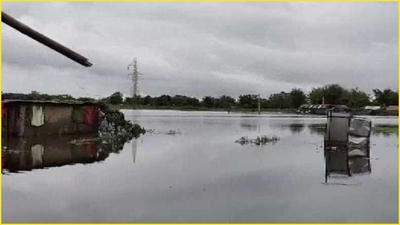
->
<box><xmin>2</xmin><ymin>110</ymin><xmax>398</xmax><ymax>223</ymax></box>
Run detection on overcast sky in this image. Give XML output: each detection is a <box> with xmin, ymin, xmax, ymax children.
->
<box><xmin>2</xmin><ymin>2</ymin><xmax>398</xmax><ymax>99</ymax></box>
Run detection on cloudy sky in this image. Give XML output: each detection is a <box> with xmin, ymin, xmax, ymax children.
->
<box><xmin>2</xmin><ymin>2</ymin><xmax>398</xmax><ymax>99</ymax></box>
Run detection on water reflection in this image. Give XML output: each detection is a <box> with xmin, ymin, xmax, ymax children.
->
<box><xmin>132</xmin><ymin>138</ymin><xmax>137</xmax><ymax>164</ymax></box>
<box><xmin>268</xmin><ymin>122</ymin><xmax>306</xmax><ymax>133</ymax></box>
<box><xmin>240</xmin><ymin>120</ymin><xmax>259</xmax><ymax>131</ymax></box>
<box><xmin>2</xmin><ymin>135</ymin><xmax>138</xmax><ymax>174</ymax></box>
<box><xmin>288</xmin><ymin>123</ymin><xmax>305</xmax><ymax>133</ymax></box>
<box><xmin>308</xmin><ymin>124</ymin><xmax>327</xmax><ymax>135</ymax></box>
<box><xmin>324</xmin><ymin>146</ymin><xmax>372</xmax><ymax>183</ymax></box>
<box><xmin>308</xmin><ymin>123</ymin><xmax>398</xmax><ymax>137</ymax></box>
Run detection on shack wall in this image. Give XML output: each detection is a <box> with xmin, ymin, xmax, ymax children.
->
<box><xmin>2</xmin><ymin>102</ymin><xmax>99</xmax><ymax>137</ymax></box>
<box><xmin>386</xmin><ymin>110</ymin><xmax>398</xmax><ymax>116</ymax></box>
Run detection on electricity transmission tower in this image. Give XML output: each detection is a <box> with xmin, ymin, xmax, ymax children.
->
<box><xmin>127</xmin><ymin>58</ymin><xmax>141</xmax><ymax>98</ymax></box>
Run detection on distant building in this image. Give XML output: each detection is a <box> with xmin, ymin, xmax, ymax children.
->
<box><xmin>364</xmin><ymin>106</ymin><xmax>381</xmax><ymax>115</ymax></box>
<box><xmin>385</xmin><ymin>105</ymin><xmax>398</xmax><ymax>116</ymax></box>
<box><xmin>298</xmin><ymin>104</ymin><xmax>349</xmax><ymax>115</ymax></box>
<box><xmin>364</xmin><ymin>106</ymin><xmax>381</xmax><ymax>110</ymax></box>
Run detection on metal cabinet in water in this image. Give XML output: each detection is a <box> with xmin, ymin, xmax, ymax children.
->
<box><xmin>325</xmin><ymin>111</ymin><xmax>351</xmax><ymax>143</ymax></box>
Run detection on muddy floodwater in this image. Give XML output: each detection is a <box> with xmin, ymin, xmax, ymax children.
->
<box><xmin>2</xmin><ymin>110</ymin><xmax>398</xmax><ymax>223</ymax></box>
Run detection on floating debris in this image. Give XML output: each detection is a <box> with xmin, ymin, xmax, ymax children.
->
<box><xmin>235</xmin><ymin>135</ymin><xmax>280</xmax><ymax>146</ymax></box>
<box><xmin>145</xmin><ymin>129</ymin><xmax>182</xmax><ymax>136</ymax></box>
<box><xmin>166</xmin><ymin>130</ymin><xmax>182</xmax><ymax>136</ymax></box>
<box><xmin>146</xmin><ymin>129</ymin><xmax>156</xmax><ymax>134</ymax></box>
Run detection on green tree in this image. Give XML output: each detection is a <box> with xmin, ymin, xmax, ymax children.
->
<box><xmin>219</xmin><ymin>95</ymin><xmax>236</xmax><ymax>109</ymax></box>
<box><xmin>238</xmin><ymin>94</ymin><xmax>258</xmax><ymax>109</ymax></box>
<box><xmin>290</xmin><ymin>88</ymin><xmax>307</xmax><ymax>108</ymax></box>
<box><xmin>373</xmin><ymin>89</ymin><xmax>398</xmax><ymax>106</ymax></box>
<box><xmin>347</xmin><ymin>88</ymin><xmax>371</xmax><ymax>108</ymax></box>
<box><xmin>109</xmin><ymin>92</ymin><xmax>123</xmax><ymax>105</ymax></box>
<box><xmin>308</xmin><ymin>84</ymin><xmax>348</xmax><ymax>105</ymax></box>
<box><xmin>141</xmin><ymin>95</ymin><xmax>152</xmax><ymax>106</ymax></box>
<box><xmin>323</xmin><ymin>84</ymin><xmax>348</xmax><ymax>105</ymax></box>
<box><xmin>187</xmin><ymin>97</ymin><xmax>201</xmax><ymax>106</ymax></box>
<box><xmin>268</xmin><ymin>92</ymin><xmax>291</xmax><ymax>109</ymax></box>
<box><xmin>157</xmin><ymin>95</ymin><xmax>171</xmax><ymax>106</ymax></box>
<box><xmin>202</xmin><ymin>96</ymin><xmax>217</xmax><ymax>108</ymax></box>
<box><xmin>308</xmin><ymin>87</ymin><xmax>324</xmax><ymax>104</ymax></box>
<box><xmin>125</xmin><ymin>97</ymin><xmax>134</xmax><ymax>105</ymax></box>
<box><xmin>171</xmin><ymin>95</ymin><xmax>189</xmax><ymax>107</ymax></box>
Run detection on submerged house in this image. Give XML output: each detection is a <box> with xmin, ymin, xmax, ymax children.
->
<box><xmin>2</xmin><ymin>100</ymin><xmax>100</xmax><ymax>137</ymax></box>
<box><xmin>1</xmin><ymin>12</ymin><xmax>96</xmax><ymax>137</ymax></box>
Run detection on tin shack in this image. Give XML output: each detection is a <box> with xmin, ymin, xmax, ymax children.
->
<box><xmin>2</xmin><ymin>100</ymin><xmax>100</xmax><ymax>137</ymax></box>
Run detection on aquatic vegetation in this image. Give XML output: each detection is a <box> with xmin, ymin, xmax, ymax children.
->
<box><xmin>373</xmin><ymin>124</ymin><xmax>398</xmax><ymax>136</ymax></box>
<box><xmin>98</xmin><ymin>107</ymin><xmax>146</xmax><ymax>139</ymax></box>
<box><xmin>69</xmin><ymin>107</ymin><xmax>146</xmax><ymax>157</ymax></box>
<box><xmin>131</xmin><ymin>124</ymin><xmax>146</xmax><ymax>138</ymax></box>
<box><xmin>146</xmin><ymin>129</ymin><xmax>156</xmax><ymax>134</ymax></box>
<box><xmin>235</xmin><ymin>135</ymin><xmax>280</xmax><ymax>146</ymax></box>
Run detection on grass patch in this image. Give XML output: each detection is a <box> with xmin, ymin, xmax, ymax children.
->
<box><xmin>373</xmin><ymin>124</ymin><xmax>398</xmax><ymax>135</ymax></box>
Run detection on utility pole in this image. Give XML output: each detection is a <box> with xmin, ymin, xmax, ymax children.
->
<box><xmin>258</xmin><ymin>94</ymin><xmax>261</xmax><ymax>114</ymax></box>
<box><xmin>127</xmin><ymin>58</ymin><xmax>140</xmax><ymax>99</ymax></box>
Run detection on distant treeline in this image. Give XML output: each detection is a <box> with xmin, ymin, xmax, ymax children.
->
<box><xmin>2</xmin><ymin>84</ymin><xmax>398</xmax><ymax>110</ymax></box>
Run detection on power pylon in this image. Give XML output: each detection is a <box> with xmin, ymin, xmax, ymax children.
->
<box><xmin>127</xmin><ymin>58</ymin><xmax>141</xmax><ymax>98</ymax></box>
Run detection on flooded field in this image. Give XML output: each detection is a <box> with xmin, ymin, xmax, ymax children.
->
<box><xmin>2</xmin><ymin>110</ymin><xmax>398</xmax><ymax>223</ymax></box>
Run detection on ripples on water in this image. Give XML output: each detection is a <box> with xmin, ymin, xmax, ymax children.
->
<box><xmin>2</xmin><ymin>111</ymin><xmax>398</xmax><ymax>223</ymax></box>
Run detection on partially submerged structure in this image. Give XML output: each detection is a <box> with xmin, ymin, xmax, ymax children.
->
<box><xmin>2</xmin><ymin>11</ymin><xmax>97</xmax><ymax>136</ymax></box>
<box><xmin>2</xmin><ymin>100</ymin><xmax>100</xmax><ymax>137</ymax></box>
<box><xmin>324</xmin><ymin>111</ymin><xmax>372</xmax><ymax>183</ymax></box>
<box><xmin>1</xmin><ymin>12</ymin><xmax>146</xmax><ymax>169</ymax></box>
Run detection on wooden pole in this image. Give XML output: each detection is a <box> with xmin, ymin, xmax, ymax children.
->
<box><xmin>2</xmin><ymin>11</ymin><xmax>92</xmax><ymax>67</ymax></box>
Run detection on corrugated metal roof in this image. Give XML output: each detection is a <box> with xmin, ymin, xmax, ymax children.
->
<box><xmin>2</xmin><ymin>99</ymin><xmax>100</xmax><ymax>106</ymax></box>
<box><xmin>364</xmin><ymin>106</ymin><xmax>381</xmax><ymax>110</ymax></box>
<box><xmin>386</xmin><ymin>105</ymin><xmax>398</xmax><ymax>111</ymax></box>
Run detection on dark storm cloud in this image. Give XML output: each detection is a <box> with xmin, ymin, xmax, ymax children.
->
<box><xmin>2</xmin><ymin>2</ymin><xmax>397</xmax><ymax>98</ymax></box>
